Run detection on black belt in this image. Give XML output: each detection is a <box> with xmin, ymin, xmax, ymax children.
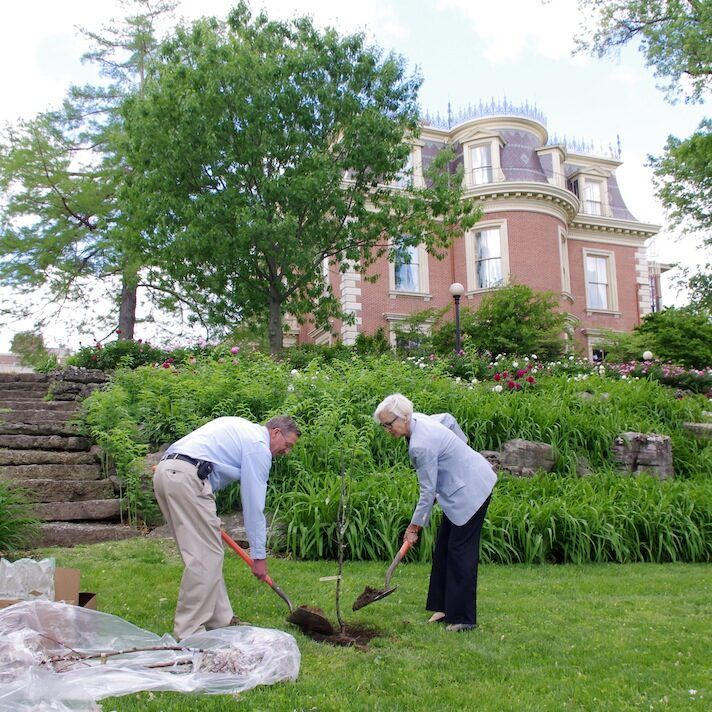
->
<box><xmin>161</xmin><ymin>452</ymin><xmax>213</xmax><ymax>480</ymax></box>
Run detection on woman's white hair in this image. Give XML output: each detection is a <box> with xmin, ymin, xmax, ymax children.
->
<box><xmin>373</xmin><ymin>393</ymin><xmax>414</xmax><ymax>423</ymax></box>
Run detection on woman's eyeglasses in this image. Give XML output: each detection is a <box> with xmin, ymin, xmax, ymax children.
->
<box><xmin>380</xmin><ymin>415</ymin><xmax>399</xmax><ymax>430</ymax></box>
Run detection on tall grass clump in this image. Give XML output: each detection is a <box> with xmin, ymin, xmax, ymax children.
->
<box><xmin>483</xmin><ymin>473</ymin><xmax>712</xmax><ymax>564</ymax></box>
<box><xmin>0</xmin><ymin>482</ymin><xmax>39</xmax><ymax>553</ymax></box>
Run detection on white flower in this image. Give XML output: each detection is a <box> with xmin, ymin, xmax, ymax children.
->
<box><xmin>512</xmin><ymin>361</ymin><xmax>519</xmax><ymax>368</ymax></box>
<box><xmin>290</xmin><ymin>369</ymin><xmax>299</xmax><ymax>376</ymax></box>
<box><xmin>287</xmin><ymin>384</ymin><xmax>294</xmax><ymax>392</ymax></box>
<box><xmin>531</xmin><ymin>367</ymin><xmax>538</xmax><ymax>374</ymax></box>
<box><xmin>531</xmin><ymin>354</ymin><xmax>538</xmax><ymax>360</ymax></box>
<box><xmin>493</xmin><ymin>384</ymin><xmax>503</xmax><ymax>393</ymax></box>
<box><xmin>569</xmin><ymin>355</ymin><xmax>574</xmax><ymax>360</ymax></box>
<box><xmin>689</xmin><ymin>689</ymin><xmax>697</xmax><ymax>696</ymax></box>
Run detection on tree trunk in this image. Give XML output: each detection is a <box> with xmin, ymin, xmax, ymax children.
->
<box><xmin>118</xmin><ymin>275</ymin><xmax>137</xmax><ymax>340</ymax></box>
<box><xmin>268</xmin><ymin>296</ymin><xmax>283</xmax><ymax>354</ymax></box>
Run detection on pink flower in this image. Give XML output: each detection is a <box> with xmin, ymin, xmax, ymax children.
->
<box><xmin>493</xmin><ymin>373</ymin><xmax>501</xmax><ymax>382</ymax></box>
<box><xmin>526</xmin><ymin>376</ymin><xmax>536</xmax><ymax>384</ymax></box>
<box><xmin>231</xmin><ymin>346</ymin><xmax>240</xmax><ymax>354</ymax></box>
<box><xmin>517</xmin><ymin>369</ymin><xmax>526</xmax><ymax>378</ymax></box>
<box><xmin>507</xmin><ymin>380</ymin><xmax>516</xmax><ymax>389</ymax></box>
<box><xmin>161</xmin><ymin>362</ymin><xmax>170</xmax><ymax>369</ymax></box>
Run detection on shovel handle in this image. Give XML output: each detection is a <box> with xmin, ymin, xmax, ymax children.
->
<box><xmin>220</xmin><ymin>529</ymin><xmax>295</xmax><ymax>612</ymax></box>
<box><xmin>384</xmin><ymin>539</ymin><xmax>412</xmax><ymax>588</ymax></box>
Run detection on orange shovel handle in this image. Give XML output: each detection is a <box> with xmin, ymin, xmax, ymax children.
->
<box><xmin>220</xmin><ymin>529</ymin><xmax>295</xmax><ymax>612</ymax></box>
<box><xmin>384</xmin><ymin>539</ymin><xmax>412</xmax><ymax>588</ymax></box>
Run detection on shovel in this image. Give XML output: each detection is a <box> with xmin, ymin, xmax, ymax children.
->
<box><xmin>220</xmin><ymin>529</ymin><xmax>334</xmax><ymax>635</ymax></box>
<box><xmin>352</xmin><ymin>539</ymin><xmax>412</xmax><ymax>611</ymax></box>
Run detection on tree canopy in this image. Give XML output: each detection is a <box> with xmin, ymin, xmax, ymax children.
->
<box><xmin>649</xmin><ymin>118</ymin><xmax>711</xmax><ymax>232</ymax></box>
<box><xmin>121</xmin><ymin>3</ymin><xmax>478</xmax><ymax>353</ymax></box>
<box><xmin>575</xmin><ymin>1</ymin><xmax>711</xmax><ymax>311</ymax></box>
<box><xmin>574</xmin><ymin>0</ymin><xmax>712</xmax><ymax>103</ymax></box>
<box><xmin>0</xmin><ymin>0</ymin><xmax>177</xmax><ymax>340</ymax></box>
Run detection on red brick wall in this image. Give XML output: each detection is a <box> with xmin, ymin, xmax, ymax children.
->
<box><xmin>297</xmin><ymin>208</ymin><xmax>644</xmax><ymax>351</ymax></box>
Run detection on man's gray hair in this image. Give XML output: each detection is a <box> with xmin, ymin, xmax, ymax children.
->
<box><xmin>373</xmin><ymin>393</ymin><xmax>414</xmax><ymax>423</ymax></box>
<box><xmin>265</xmin><ymin>415</ymin><xmax>301</xmax><ymax>437</ymax></box>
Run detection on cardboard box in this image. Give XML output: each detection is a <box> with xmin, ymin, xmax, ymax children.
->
<box><xmin>0</xmin><ymin>567</ymin><xmax>96</xmax><ymax>609</ymax></box>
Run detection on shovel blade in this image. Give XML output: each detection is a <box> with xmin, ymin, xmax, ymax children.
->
<box><xmin>286</xmin><ymin>605</ymin><xmax>334</xmax><ymax>635</ymax></box>
<box><xmin>352</xmin><ymin>584</ymin><xmax>397</xmax><ymax>611</ymax></box>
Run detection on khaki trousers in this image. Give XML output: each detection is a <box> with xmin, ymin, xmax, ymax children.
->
<box><xmin>153</xmin><ymin>458</ymin><xmax>233</xmax><ymax>640</ymax></box>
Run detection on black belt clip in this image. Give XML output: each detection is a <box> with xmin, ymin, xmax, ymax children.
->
<box><xmin>162</xmin><ymin>452</ymin><xmax>213</xmax><ymax>480</ymax></box>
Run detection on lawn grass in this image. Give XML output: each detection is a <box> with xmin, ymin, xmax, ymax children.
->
<box><xmin>41</xmin><ymin>537</ymin><xmax>710</xmax><ymax>711</ymax></box>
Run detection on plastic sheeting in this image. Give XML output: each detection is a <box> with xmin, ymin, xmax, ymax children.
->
<box><xmin>0</xmin><ymin>600</ymin><xmax>300</xmax><ymax>711</ymax></box>
<box><xmin>0</xmin><ymin>558</ymin><xmax>55</xmax><ymax>601</ymax></box>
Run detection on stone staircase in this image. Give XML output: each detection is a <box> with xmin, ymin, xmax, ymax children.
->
<box><xmin>0</xmin><ymin>372</ymin><xmax>140</xmax><ymax>547</ymax></box>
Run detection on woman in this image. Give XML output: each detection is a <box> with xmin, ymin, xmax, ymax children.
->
<box><xmin>374</xmin><ymin>393</ymin><xmax>496</xmax><ymax>632</ymax></box>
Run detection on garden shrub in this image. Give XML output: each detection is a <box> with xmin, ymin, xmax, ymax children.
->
<box><xmin>68</xmin><ymin>339</ymin><xmax>171</xmax><ymax>370</ymax></box>
<box><xmin>635</xmin><ymin>307</ymin><xmax>712</xmax><ymax>369</ymax></box>
<box><xmin>600</xmin><ymin>307</ymin><xmax>712</xmax><ymax>370</ymax></box>
<box><xmin>430</xmin><ymin>284</ymin><xmax>567</xmax><ymax>360</ymax></box>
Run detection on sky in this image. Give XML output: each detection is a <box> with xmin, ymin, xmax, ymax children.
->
<box><xmin>0</xmin><ymin>0</ymin><xmax>709</xmax><ymax>351</ymax></box>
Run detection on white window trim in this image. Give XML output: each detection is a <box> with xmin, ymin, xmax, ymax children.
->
<box><xmin>464</xmin><ymin>219</ymin><xmax>509</xmax><ymax>294</ymax></box>
<box><xmin>394</xmin><ymin>142</ymin><xmax>425</xmax><ymax>189</ymax></box>
<box><xmin>558</xmin><ymin>227</ymin><xmax>572</xmax><ymax>298</ymax></box>
<box><xmin>384</xmin><ymin>312</ymin><xmax>434</xmax><ymax>348</ymax></box>
<box><xmin>576</xmin><ymin>174</ymin><xmax>610</xmax><ymax>217</ymax></box>
<box><xmin>389</xmin><ymin>239</ymin><xmax>431</xmax><ymax>299</ymax></box>
<box><xmin>462</xmin><ymin>136</ymin><xmax>503</xmax><ymax>186</ymax></box>
<box><xmin>583</xmin><ymin>248</ymin><xmax>620</xmax><ymax>314</ymax></box>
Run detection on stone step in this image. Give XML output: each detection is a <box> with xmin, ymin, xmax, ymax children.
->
<box><xmin>0</xmin><ymin>421</ymin><xmax>79</xmax><ymax>436</ymax></box>
<box><xmin>31</xmin><ymin>499</ymin><xmax>122</xmax><ymax>521</ymax></box>
<box><xmin>0</xmin><ymin>400</ymin><xmax>79</xmax><ymax>412</ymax></box>
<box><xmin>0</xmin><ymin>434</ymin><xmax>93</xmax><ymax>451</ymax></box>
<box><xmin>0</xmin><ymin>449</ymin><xmax>99</xmax><ymax>466</ymax></box>
<box><xmin>682</xmin><ymin>422</ymin><xmax>712</xmax><ymax>439</ymax></box>
<box><xmin>8</xmin><ymin>478</ymin><xmax>114</xmax><ymax>502</ymax></box>
<box><xmin>32</xmin><ymin>521</ymin><xmax>141</xmax><ymax>548</ymax></box>
<box><xmin>0</xmin><ymin>373</ymin><xmax>49</xmax><ymax>384</ymax></box>
<box><xmin>0</xmin><ymin>463</ymin><xmax>103</xmax><ymax>481</ymax></box>
<box><xmin>0</xmin><ymin>387</ymin><xmax>50</xmax><ymax>399</ymax></box>
<box><xmin>0</xmin><ymin>410</ymin><xmax>78</xmax><ymax>425</ymax></box>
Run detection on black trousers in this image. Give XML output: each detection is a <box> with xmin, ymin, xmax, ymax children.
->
<box><xmin>426</xmin><ymin>494</ymin><xmax>491</xmax><ymax>626</ymax></box>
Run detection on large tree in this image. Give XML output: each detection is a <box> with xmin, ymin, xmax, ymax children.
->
<box><xmin>0</xmin><ymin>0</ymin><xmax>176</xmax><ymax>340</ymax></box>
<box><xmin>649</xmin><ymin>117</ymin><xmax>711</xmax><ymax>232</ymax></box>
<box><xmin>574</xmin><ymin>0</ymin><xmax>711</xmax><ymax>310</ymax></box>
<box><xmin>121</xmin><ymin>3</ymin><xmax>478</xmax><ymax>353</ymax></box>
<box><xmin>574</xmin><ymin>0</ymin><xmax>712</xmax><ymax>103</ymax></box>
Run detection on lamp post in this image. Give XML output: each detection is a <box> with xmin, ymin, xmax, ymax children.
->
<box><xmin>449</xmin><ymin>282</ymin><xmax>465</xmax><ymax>354</ymax></box>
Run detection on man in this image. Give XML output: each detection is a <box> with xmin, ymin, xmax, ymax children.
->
<box><xmin>153</xmin><ymin>415</ymin><xmax>301</xmax><ymax>640</ymax></box>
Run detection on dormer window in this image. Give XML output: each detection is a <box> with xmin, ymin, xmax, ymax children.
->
<box><xmin>461</xmin><ymin>132</ymin><xmax>504</xmax><ymax>187</ymax></box>
<box><xmin>470</xmin><ymin>144</ymin><xmax>493</xmax><ymax>184</ymax></box>
<box><xmin>569</xmin><ymin>169</ymin><xmax>611</xmax><ymax>217</ymax></box>
<box><xmin>583</xmin><ymin>180</ymin><xmax>604</xmax><ymax>215</ymax></box>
